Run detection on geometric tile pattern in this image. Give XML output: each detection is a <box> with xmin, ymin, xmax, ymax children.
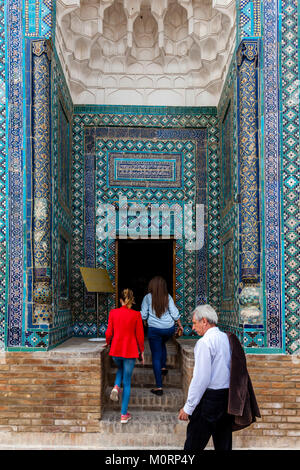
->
<box><xmin>6</xmin><ymin>0</ymin><xmax>24</xmax><ymax>348</ymax></box>
<box><xmin>0</xmin><ymin>0</ymin><xmax>5</xmax><ymax>349</ymax></box>
<box><xmin>5</xmin><ymin>0</ymin><xmax>294</xmax><ymax>355</ymax></box>
<box><xmin>281</xmin><ymin>0</ymin><xmax>300</xmax><ymax>354</ymax></box>
<box><xmin>25</xmin><ymin>0</ymin><xmax>40</xmax><ymax>37</ymax></box>
<box><xmin>243</xmin><ymin>329</ymin><xmax>265</xmax><ymax>348</ymax></box>
<box><xmin>237</xmin><ymin>39</ymin><xmax>260</xmax><ymax>283</ymax></box>
<box><xmin>239</xmin><ymin>0</ymin><xmax>261</xmax><ymax>39</ymax></box>
<box><xmin>23</xmin><ymin>44</ymin><xmax>73</xmax><ymax>349</ymax></box>
<box><xmin>263</xmin><ymin>0</ymin><xmax>283</xmax><ymax>349</ymax></box>
<box><xmin>72</xmin><ymin>108</ymin><xmax>220</xmax><ymax>337</ymax></box>
<box><xmin>84</xmin><ymin>131</ymin><xmax>204</xmax><ymax>336</ymax></box>
<box><xmin>49</xmin><ymin>47</ymin><xmax>73</xmax><ymax>348</ymax></box>
<box><xmin>218</xmin><ymin>54</ymin><xmax>242</xmax><ymax>342</ymax></box>
<box><xmin>31</xmin><ymin>40</ymin><xmax>52</xmax><ymax>326</ymax></box>
<box><xmin>95</xmin><ymin>136</ymin><xmax>198</xmax><ymax>330</ymax></box>
<box><xmin>41</xmin><ymin>0</ymin><xmax>52</xmax><ymax>38</ymax></box>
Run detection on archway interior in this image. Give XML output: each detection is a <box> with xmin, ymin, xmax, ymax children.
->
<box><xmin>117</xmin><ymin>239</ymin><xmax>174</xmax><ymax>311</ymax></box>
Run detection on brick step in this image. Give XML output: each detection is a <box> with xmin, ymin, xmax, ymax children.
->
<box><xmin>105</xmin><ymin>386</ymin><xmax>184</xmax><ymax>411</ymax></box>
<box><xmin>108</xmin><ymin>339</ymin><xmax>180</xmax><ymax>368</ymax></box>
<box><xmin>98</xmin><ymin>410</ymin><xmax>187</xmax><ymax>448</ymax></box>
<box><xmin>108</xmin><ymin>367</ymin><xmax>182</xmax><ymax>388</ymax></box>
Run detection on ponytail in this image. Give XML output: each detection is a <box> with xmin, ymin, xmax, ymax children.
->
<box><xmin>120</xmin><ymin>288</ymin><xmax>135</xmax><ymax>309</ymax></box>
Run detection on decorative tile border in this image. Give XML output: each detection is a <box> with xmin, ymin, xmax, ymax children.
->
<box><xmin>0</xmin><ymin>0</ymin><xmax>5</xmax><ymax>349</ymax></box>
<box><xmin>24</xmin><ymin>41</ymin><xmax>73</xmax><ymax>349</ymax></box>
<box><xmin>31</xmin><ymin>40</ymin><xmax>52</xmax><ymax>326</ymax></box>
<box><xmin>6</xmin><ymin>0</ymin><xmax>24</xmax><ymax>347</ymax></box>
<box><xmin>263</xmin><ymin>0</ymin><xmax>283</xmax><ymax>349</ymax></box>
<box><xmin>218</xmin><ymin>53</ymin><xmax>242</xmax><ymax>341</ymax></box>
<box><xmin>237</xmin><ymin>39</ymin><xmax>260</xmax><ymax>283</ymax></box>
<box><xmin>25</xmin><ymin>0</ymin><xmax>40</xmax><ymax>37</ymax></box>
<box><xmin>280</xmin><ymin>0</ymin><xmax>300</xmax><ymax>354</ymax></box>
<box><xmin>49</xmin><ymin>46</ymin><xmax>73</xmax><ymax>348</ymax></box>
<box><xmin>238</xmin><ymin>0</ymin><xmax>261</xmax><ymax>39</ymax></box>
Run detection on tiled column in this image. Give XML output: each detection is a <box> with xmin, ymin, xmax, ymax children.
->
<box><xmin>237</xmin><ymin>39</ymin><xmax>262</xmax><ymax>326</ymax></box>
<box><xmin>32</xmin><ymin>40</ymin><xmax>53</xmax><ymax>325</ymax></box>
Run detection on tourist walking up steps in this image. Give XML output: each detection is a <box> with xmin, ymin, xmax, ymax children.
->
<box><xmin>141</xmin><ymin>276</ymin><xmax>183</xmax><ymax>396</ymax></box>
<box><xmin>105</xmin><ymin>288</ymin><xmax>144</xmax><ymax>424</ymax></box>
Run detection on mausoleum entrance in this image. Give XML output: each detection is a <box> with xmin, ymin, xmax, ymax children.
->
<box><xmin>117</xmin><ymin>238</ymin><xmax>175</xmax><ymax>311</ymax></box>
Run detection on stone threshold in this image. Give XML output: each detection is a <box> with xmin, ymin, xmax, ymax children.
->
<box><xmin>0</xmin><ymin>432</ymin><xmax>298</xmax><ymax>450</ymax></box>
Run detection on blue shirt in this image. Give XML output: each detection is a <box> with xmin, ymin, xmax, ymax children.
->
<box><xmin>141</xmin><ymin>293</ymin><xmax>180</xmax><ymax>329</ymax></box>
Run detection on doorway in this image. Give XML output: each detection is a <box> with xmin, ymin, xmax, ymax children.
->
<box><xmin>116</xmin><ymin>239</ymin><xmax>175</xmax><ymax>311</ymax></box>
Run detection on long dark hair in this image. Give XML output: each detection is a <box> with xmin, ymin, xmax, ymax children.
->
<box><xmin>148</xmin><ymin>276</ymin><xmax>169</xmax><ymax>318</ymax></box>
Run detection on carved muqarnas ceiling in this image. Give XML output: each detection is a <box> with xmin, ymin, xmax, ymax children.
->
<box><xmin>56</xmin><ymin>0</ymin><xmax>236</xmax><ymax>106</ymax></box>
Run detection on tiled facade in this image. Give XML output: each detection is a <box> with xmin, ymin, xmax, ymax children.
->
<box><xmin>71</xmin><ymin>110</ymin><xmax>218</xmax><ymax>338</ymax></box>
<box><xmin>2</xmin><ymin>0</ymin><xmax>299</xmax><ymax>355</ymax></box>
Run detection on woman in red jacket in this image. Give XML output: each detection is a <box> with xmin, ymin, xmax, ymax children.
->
<box><xmin>105</xmin><ymin>288</ymin><xmax>144</xmax><ymax>424</ymax></box>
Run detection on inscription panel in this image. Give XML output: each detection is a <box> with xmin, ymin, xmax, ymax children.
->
<box><xmin>108</xmin><ymin>151</ymin><xmax>183</xmax><ymax>188</ymax></box>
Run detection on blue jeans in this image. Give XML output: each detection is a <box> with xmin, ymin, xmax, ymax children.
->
<box><xmin>112</xmin><ymin>357</ymin><xmax>136</xmax><ymax>415</ymax></box>
<box><xmin>148</xmin><ymin>326</ymin><xmax>175</xmax><ymax>388</ymax></box>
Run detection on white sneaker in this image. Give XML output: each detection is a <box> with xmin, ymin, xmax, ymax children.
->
<box><xmin>110</xmin><ymin>385</ymin><xmax>120</xmax><ymax>402</ymax></box>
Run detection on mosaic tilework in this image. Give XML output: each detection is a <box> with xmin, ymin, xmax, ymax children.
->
<box><xmin>57</xmin><ymin>96</ymin><xmax>72</xmax><ymax>213</ymax></box>
<box><xmin>23</xmin><ymin>43</ymin><xmax>73</xmax><ymax>349</ymax></box>
<box><xmin>0</xmin><ymin>0</ymin><xmax>5</xmax><ymax>349</ymax></box>
<box><xmin>221</xmin><ymin>99</ymin><xmax>234</xmax><ymax>214</ymax></box>
<box><xmin>72</xmin><ymin>108</ymin><xmax>219</xmax><ymax>337</ymax></box>
<box><xmin>88</xmin><ymin>131</ymin><xmax>203</xmax><ymax>335</ymax></box>
<box><xmin>96</xmin><ymin>137</ymin><xmax>198</xmax><ymax>328</ymax></box>
<box><xmin>41</xmin><ymin>0</ymin><xmax>53</xmax><ymax>38</ymax></box>
<box><xmin>24</xmin><ymin>0</ymin><xmax>53</xmax><ymax>38</ymax></box>
<box><xmin>237</xmin><ymin>39</ymin><xmax>260</xmax><ymax>283</ymax></box>
<box><xmin>32</xmin><ymin>40</ymin><xmax>52</xmax><ymax>326</ymax></box>
<box><xmin>218</xmin><ymin>53</ymin><xmax>241</xmax><ymax>341</ymax></box>
<box><xmin>263</xmin><ymin>0</ymin><xmax>283</xmax><ymax>349</ymax></box>
<box><xmin>49</xmin><ymin>47</ymin><xmax>73</xmax><ymax>347</ymax></box>
<box><xmin>281</xmin><ymin>0</ymin><xmax>300</xmax><ymax>354</ymax></box>
<box><xmin>238</xmin><ymin>0</ymin><xmax>261</xmax><ymax>39</ymax></box>
<box><xmin>6</xmin><ymin>0</ymin><xmax>24</xmax><ymax>347</ymax></box>
<box><xmin>25</xmin><ymin>0</ymin><xmax>40</xmax><ymax>36</ymax></box>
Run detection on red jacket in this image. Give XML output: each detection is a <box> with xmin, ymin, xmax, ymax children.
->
<box><xmin>105</xmin><ymin>306</ymin><xmax>144</xmax><ymax>358</ymax></box>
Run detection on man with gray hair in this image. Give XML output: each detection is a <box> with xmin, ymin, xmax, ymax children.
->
<box><xmin>178</xmin><ymin>304</ymin><xmax>232</xmax><ymax>450</ymax></box>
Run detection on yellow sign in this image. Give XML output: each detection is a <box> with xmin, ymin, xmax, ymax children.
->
<box><xmin>80</xmin><ymin>267</ymin><xmax>114</xmax><ymax>293</ymax></box>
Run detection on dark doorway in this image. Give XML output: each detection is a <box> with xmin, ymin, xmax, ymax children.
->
<box><xmin>117</xmin><ymin>239</ymin><xmax>175</xmax><ymax>311</ymax></box>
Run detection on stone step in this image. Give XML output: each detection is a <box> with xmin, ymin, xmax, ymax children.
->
<box><xmin>108</xmin><ymin>366</ymin><xmax>182</xmax><ymax>388</ymax></box>
<box><xmin>98</xmin><ymin>410</ymin><xmax>187</xmax><ymax>448</ymax></box>
<box><xmin>105</xmin><ymin>386</ymin><xmax>184</xmax><ymax>412</ymax></box>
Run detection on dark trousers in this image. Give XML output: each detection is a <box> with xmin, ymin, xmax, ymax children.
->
<box><xmin>184</xmin><ymin>388</ymin><xmax>232</xmax><ymax>451</ymax></box>
<box><xmin>147</xmin><ymin>326</ymin><xmax>175</xmax><ymax>388</ymax></box>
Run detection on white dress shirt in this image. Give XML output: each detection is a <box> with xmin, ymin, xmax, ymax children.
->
<box><xmin>183</xmin><ymin>327</ymin><xmax>232</xmax><ymax>416</ymax></box>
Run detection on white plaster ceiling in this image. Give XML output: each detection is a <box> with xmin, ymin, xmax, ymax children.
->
<box><xmin>55</xmin><ymin>0</ymin><xmax>236</xmax><ymax>106</ymax></box>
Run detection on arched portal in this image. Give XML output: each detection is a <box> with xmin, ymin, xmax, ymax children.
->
<box><xmin>4</xmin><ymin>0</ymin><xmax>287</xmax><ymax>354</ymax></box>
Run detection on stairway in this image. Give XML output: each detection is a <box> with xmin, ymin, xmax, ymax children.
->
<box><xmin>98</xmin><ymin>339</ymin><xmax>187</xmax><ymax>449</ymax></box>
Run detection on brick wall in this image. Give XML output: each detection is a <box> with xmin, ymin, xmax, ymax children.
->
<box><xmin>179</xmin><ymin>339</ymin><xmax>300</xmax><ymax>448</ymax></box>
<box><xmin>0</xmin><ymin>345</ymin><xmax>108</xmax><ymax>433</ymax></box>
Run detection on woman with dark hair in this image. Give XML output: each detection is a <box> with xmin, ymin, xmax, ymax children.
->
<box><xmin>106</xmin><ymin>288</ymin><xmax>144</xmax><ymax>423</ymax></box>
<box><xmin>141</xmin><ymin>276</ymin><xmax>183</xmax><ymax>396</ymax></box>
